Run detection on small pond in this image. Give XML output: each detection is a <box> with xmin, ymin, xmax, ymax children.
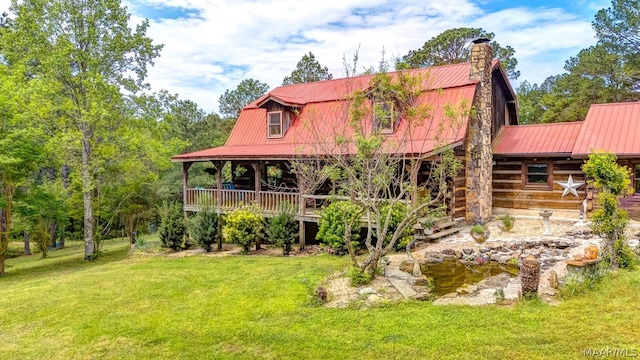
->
<box><xmin>422</xmin><ymin>259</ymin><xmax>519</xmax><ymax>296</ymax></box>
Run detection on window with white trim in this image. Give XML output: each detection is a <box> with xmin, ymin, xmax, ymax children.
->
<box><xmin>267</xmin><ymin>111</ymin><xmax>283</xmax><ymax>138</ymax></box>
<box><xmin>373</xmin><ymin>101</ymin><xmax>395</xmax><ymax>134</ymax></box>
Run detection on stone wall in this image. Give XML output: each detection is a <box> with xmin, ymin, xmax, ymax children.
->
<box><xmin>465</xmin><ymin>39</ymin><xmax>493</xmax><ymax>223</ymax></box>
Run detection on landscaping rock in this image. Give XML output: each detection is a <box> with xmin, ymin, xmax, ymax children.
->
<box><xmin>358</xmin><ymin>287</ymin><xmax>376</xmax><ymax>295</ymax></box>
<box><xmin>462</xmin><ymin>248</ymin><xmax>474</xmax><ymax>255</ymax></box>
<box><xmin>477</xmin><ymin>272</ymin><xmax>511</xmax><ymax>290</ymax></box>
<box><xmin>456</xmin><ymin>284</ymin><xmax>478</xmax><ymax>295</ymax></box>
<box><xmin>441</xmin><ymin>248</ymin><xmax>456</xmax><ymax>256</ymax></box>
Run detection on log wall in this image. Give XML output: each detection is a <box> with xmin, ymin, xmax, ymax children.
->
<box><xmin>492</xmin><ymin>158</ymin><xmax>585</xmax><ymax>211</ymax></box>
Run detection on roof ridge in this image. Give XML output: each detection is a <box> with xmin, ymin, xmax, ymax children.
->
<box><xmin>503</xmin><ymin>121</ymin><xmax>584</xmax><ymax>128</ymax></box>
<box><xmin>275</xmin><ymin>62</ymin><xmax>473</xmax><ymax>90</ymax></box>
<box><xmin>589</xmin><ymin>101</ymin><xmax>640</xmax><ymax>108</ymax></box>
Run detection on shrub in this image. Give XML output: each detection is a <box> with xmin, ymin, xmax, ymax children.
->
<box><xmin>600</xmin><ymin>237</ymin><xmax>636</xmax><ymax>269</ymax></box>
<box><xmin>190</xmin><ymin>209</ymin><xmax>219</xmax><ymax>252</ymax></box>
<box><xmin>157</xmin><ymin>201</ymin><xmax>186</xmax><ymax>250</ymax></box>
<box><xmin>223</xmin><ymin>204</ymin><xmax>263</xmax><ymax>253</ymax></box>
<box><xmin>379</xmin><ymin>202</ymin><xmax>413</xmax><ymax>248</ymax></box>
<box><xmin>348</xmin><ymin>266</ymin><xmax>373</xmax><ymax>286</ymax></box>
<box><xmin>317</xmin><ymin>201</ymin><xmax>363</xmax><ymax>255</ymax></box>
<box><xmin>266</xmin><ymin>211</ymin><xmax>298</xmax><ymax>256</ymax></box>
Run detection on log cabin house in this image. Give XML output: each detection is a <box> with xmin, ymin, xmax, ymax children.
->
<box><xmin>172</xmin><ymin>38</ymin><xmax>517</xmax><ymax>245</ymax></box>
<box><xmin>172</xmin><ymin>37</ymin><xmax>640</xmax><ymax>245</ymax></box>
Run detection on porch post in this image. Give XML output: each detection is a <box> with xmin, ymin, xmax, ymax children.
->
<box><xmin>213</xmin><ymin>161</ymin><xmax>224</xmax><ymax>251</ymax></box>
<box><xmin>212</xmin><ymin>161</ymin><xmax>224</xmax><ymax>209</ymax></box>
<box><xmin>182</xmin><ymin>162</ymin><xmax>193</xmax><ymax>214</ymax></box>
<box><xmin>252</xmin><ymin>162</ymin><xmax>262</xmax><ymax>250</ymax></box>
<box><xmin>252</xmin><ymin>162</ymin><xmax>261</xmax><ymax>207</ymax></box>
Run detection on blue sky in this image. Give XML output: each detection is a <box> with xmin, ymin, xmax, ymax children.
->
<box><xmin>0</xmin><ymin>0</ymin><xmax>612</xmax><ymax>113</ymax></box>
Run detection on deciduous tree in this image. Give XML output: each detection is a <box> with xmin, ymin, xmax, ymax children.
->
<box><xmin>293</xmin><ymin>67</ymin><xmax>466</xmax><ymax>279</ymax></box>
<box><xmin>2</xmin><ymin>0</ymin><xmax>162</xmax><ymax>260</ymax></box>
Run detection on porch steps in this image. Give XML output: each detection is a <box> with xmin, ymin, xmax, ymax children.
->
<box><xmin>413</xmin><ymin>218</ymin><xmax>462</xmax><ymax>242</ymax></box>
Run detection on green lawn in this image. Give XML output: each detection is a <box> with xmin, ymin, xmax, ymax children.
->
<box><xmin>1</xmin><ymin>238</ymin><xmax>639</xmax><ymax>359</ymax></box>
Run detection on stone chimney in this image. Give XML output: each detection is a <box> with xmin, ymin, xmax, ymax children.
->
<box><xmin>465</xmin><ymin>37</ymin><xmax>493</xmax><ymax>223</ymax></box>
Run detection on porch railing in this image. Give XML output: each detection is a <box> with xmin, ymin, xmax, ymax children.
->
<box><xmin>184</xmin><ymin>188</ymin><xmax>299</xmax><ymax>214</ymax></box>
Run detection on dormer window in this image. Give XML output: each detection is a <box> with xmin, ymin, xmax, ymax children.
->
<box><xmin>267</xmin><ymin>111</ymin><xmax>283</xmax><ymax>138</ymax></box>
<box><xmin>373</xmin><ymin>101</ymin><xmax>396</xmax><ymax>134</ymax></box>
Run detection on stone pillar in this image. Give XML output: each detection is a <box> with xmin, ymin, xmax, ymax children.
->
<box><xmin>465</xmin><ymin>37</ymin><xmax>493</xmax><ymax>223</ymax></box>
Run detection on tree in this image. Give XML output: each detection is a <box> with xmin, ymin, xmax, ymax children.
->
<box><xmin>515</xmin><ymin>77</ymin><xmax>558</xmax><ymax>124</ymax></box>
<box><xmin>593</xmin><ymin>0</ymin><xmax>640</xmax><ymax>92</ymax></box>
<box><xmin>539</xmin><ymin>44</ymin><xmax>638</xmax><ymax>123</ymax></box>
<box><xmin>582</xmin><ymin>152</ymin><xmax>633</xmax><ymax>269</ymax></box>
<box><xmin>2</xmin><ymin>0</ymin><xmax>162</xmax><ymax>261</ymax></box>
<box><xmin>292</xmin><ymin>68</ymin><xmax>465</xmax><ymax>279</ymax></box>
<box><xmin>401</xmin><ymin>28</ymin><xmax>520</xmax><ymax>80</ymax></box>
<box><xmin>218</xmin><ymin>78</ymin><xmax>269</xmax><ymax>119</ymax></box>
<box><xmin>0</xmin><ymin>127</ymin><xmax>44</xmax><ymax>273</ymax></box>
<box><xmin>16</xmin><ymin>179</ymin><xmax>69</xmax><ymax>259</ymax></box>
<box><xmin>593</xmin><ymin>0</ymin><xmax>640</xmax><ymax>54</ymax></box>
<box><xmin>282</xmin><ymin>52</ymin><xmax>333</xmax><ymax>85</ymax></box>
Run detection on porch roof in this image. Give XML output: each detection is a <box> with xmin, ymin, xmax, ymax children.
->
<box><xmin>492</xmin><ymin>122</ymin><xmax>583</xmax><ymax>157</ymax></box>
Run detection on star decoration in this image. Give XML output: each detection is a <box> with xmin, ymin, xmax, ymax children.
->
<box><xmin>558</xmin><ymin>175</ymin><xmax>584</xmax><ymax>198</ymax></box>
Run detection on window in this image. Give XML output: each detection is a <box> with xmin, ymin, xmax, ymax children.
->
<box><xmin>634</xmin><ymin>164</ymin><xmax>640</xmax><ymax>194</ymax></box>
<box><xmin>522</xmin><ymin>161</ymin><xmax>552</xmax><ymax>190</ymax></box>
<box><xmin>373</xmin><ymin>101</ymin><xmax>395</xmax><ymax>134</ymax></box>
<box><xmin>267</xmin><ymin>111</ymin><xmax>283</xmax><ymax>138</ymax></box>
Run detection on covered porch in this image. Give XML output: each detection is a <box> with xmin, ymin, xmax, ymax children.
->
<box><xmin>178</xmin><ymin>157</ymin><xmax>412</xmax><ymax>221</ymax></box>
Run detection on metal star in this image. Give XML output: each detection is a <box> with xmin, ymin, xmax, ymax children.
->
<box><xmin>558</xmin><ymin>175</ymin><xmax>584</xmax><ymax>198</ymax></box>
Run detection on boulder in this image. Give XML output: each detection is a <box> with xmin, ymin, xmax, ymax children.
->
<box><xmin>441</xmin><ymin>248</ymin><xmax>456</xmax><ymax>256</ymax></box>
<box><xmin>456</xmin><ymin>284</ymin><xmax>478</xmax><ymax>295</ymax></box>
<box><xmin>477</xmin><ymin>272</ymin><xmax>511</xmax><ymax>290</ymax></box>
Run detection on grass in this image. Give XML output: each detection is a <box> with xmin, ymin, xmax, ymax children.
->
<box><xmin>1</xmin><ymin>239</ymin><xmax>639</xmax><ymax>359</ymax></box>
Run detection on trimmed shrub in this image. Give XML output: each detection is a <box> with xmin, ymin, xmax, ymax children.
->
<box><xmin>317</xmin><ymin>201</ymin><xmax>363</xmax><ymax>255</ymax></box>
<box><xmin>190</xmin><ymin>209</ymin><xmax>219</xmax><ymax>252</ymax></box>
<box><xmin>157</xmin><ymin>201</ymin><xmax>186</xmax><ymax>250</ymax></box>
<box><xmin>223</xmin><ymin>204</ymin><xmax>263</xmax><ymax>253</ymax></box>
<box><xmin>266</xmin><ymin>211</ymin><xmax>298</xmax><ymax>256</ymax></box>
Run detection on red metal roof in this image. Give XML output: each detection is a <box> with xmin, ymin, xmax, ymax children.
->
<box><xmin>173</xmin><ymin>84</ymin><xmax>476</xmax><ymax>161</ymax></box>
<box><xmin>172</xmin><ymin>60</ymin><xmax>516</xmax><ymax>162</ymax></box>
<box><xmin>572</xmin><ymin>102</ymin><xmax>640</xmax><ymax>157</ymax></box>
<box><xmin>246</xmin><ymin>62</ymin><xmax>483</xmax><ymax>109</ymax></box>
<box><xmin>492</xmin><ymin>122</ymin><xmax>583</xmax><ymax>156</ymax></box>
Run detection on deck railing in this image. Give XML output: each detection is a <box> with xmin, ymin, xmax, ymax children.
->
<box><xmin>184</xmin><ymin>188</ymin><xmax>300</xmax><ymax>214</ymax></box>
<box><xmin>184</xmin><ymin>189</ymin><xmax>409</xmax><ymax>217</ymax></box>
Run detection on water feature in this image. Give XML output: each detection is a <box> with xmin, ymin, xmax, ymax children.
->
<box><xmin>421</xmin><ymin>259</ymin><xmax>519</xmax><ymax>296</ymax></box>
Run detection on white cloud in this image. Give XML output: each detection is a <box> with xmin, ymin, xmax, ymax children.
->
<box><xmin>0</xmin><ymin>0</ymin><xmax>603</xmax><ymax>113</ymax></box>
